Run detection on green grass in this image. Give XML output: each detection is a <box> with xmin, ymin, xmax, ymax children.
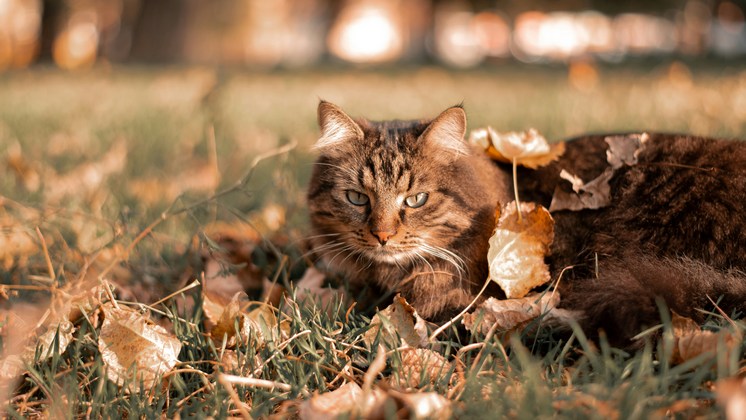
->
<box><xmin>1</xmin><ymin>63</ymin><xmax>745</xmax><ymax>418</ymax></box>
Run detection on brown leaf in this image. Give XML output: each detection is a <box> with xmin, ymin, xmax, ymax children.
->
<box><xmin>605</xmin><ymin>133</ymin><xmax>649</xmax><ymax>169</ymax></box>
<box><xmin>368</xmin><ymin>389</ymin><xmax>452</xmax><ymax>420</ymax></box>
<box><xmin>549</xmin><ymin>168</ymin><xmax>613</xmax><ymax>212</ymax></box>
<box><xmin>488</xmin><ymin>202</ymin><xmax>554</xmax><ymax>299</ymax></box>
<box><xmin>716</xmin><ymin>377</ymin><xmax>746</xmax><ymax>420</ymax></box>
<box><xmin>394</xmin><ymin>348</ymin><xmax>453</xmax><ymax>389</ymax></box>
<box><xmin>463</xmin><ymin>293</ymin><xmax>560</xmax><ymax>335</ymax></box>
<box><xmin>44</xmin><ymin>138</ymin><xmax>128</xmax><ymax>202</ymax></box>
<box><xmin>209</xmin><ymin>292</ymin><xmax>285</xmax><ymax>348</ymax></box>
<box><xmin>299</xmin><ymin>382</ymin><xmax>385</xmax><ymax>420</ymax></box>
<box><xmin>98</xmin><ymin>305</ymin><xmax>182</xmax><ymax>391</ymax></box>
<box><xmin>669</xmin><ymin>312</ymin><xmax>741</xmax><ymax>365</ymax></box>
<box><xmin>363</xmin><ymin>295</ymin><xmax>429</xmax><ymax>349</ymax></box>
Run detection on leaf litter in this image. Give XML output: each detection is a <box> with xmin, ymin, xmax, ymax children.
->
<box><xmin>3</xmin><ymin>127</ymin><xmax>744</xmax><ymax>419</ymax></box>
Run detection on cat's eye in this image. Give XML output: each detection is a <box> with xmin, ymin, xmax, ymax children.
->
<box><xmin>405</xmin><ymin>192</ymin><xmax>428</xmax><ymax>208</ymax></box>
<box><xmin>346</xmin><ymin>190</ymin><xmax>369</xmax><ymax>206</ymax></box>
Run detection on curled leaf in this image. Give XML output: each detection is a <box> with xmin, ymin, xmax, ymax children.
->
<box><xmin>299</xmin><ymin>382</ymin><xmax>384</xmax><ymax>420</ymax></box>
<box><xmin>549</xmin><ymin>168</ymin><xmax>613</xmax><ymax>212</ymax></box>
<box><xmin>98</xmin><ymin>305</ymin><xmax>182</xmax><ymax>391</ymax></box>
<box><xmin>669</xmin><ymin>312</ymin><xmax>741</xmax><ymax>365</ymax></box>
<box><xmin>363</xmin><ymin>295</ymin><xmax>429</xmax><ymax>349</ymax></box>
<box><xmin>463</xmin><ymin>293</ymin><xmax>560</xmax><ymax>335</ymax></box>
<box><xmin>605</xmin><ymin>133</ymin><xmax>649</xmax><ymax>169</ymax></box>
<box><xmin>469</xmin><ymin>127</ymin><xmax>565</xmax><ymax>169</ymax></box>
<box><xmin>488</xmin><ymin>202</ymin><xmax>554</xmax><ymax>299</ymax></box>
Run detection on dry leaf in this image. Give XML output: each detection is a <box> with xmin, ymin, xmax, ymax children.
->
<box><xmin>298</xmin><ymin>382</ymin><xmax>385</xmax><ymax>420</ymax></box>
<box><xmin>716</xmin><ymin>377</ymin><xmax>746</xmax><ymax>420</ymax></box>
<box><xmin>394</xmin><ymin>348</ymin><xmax>453</xmax><ymax>389</ymax></box>
<box><xmin>209</xmin><ymin>292</ymin><xmax>247</xmax><ymax>347</ymax></box>
<box><xmin>368</xmin><ymin>390</ymin><xmax>452</xmax><ymax>420</ymax></box>
<box><xmin>293</xmin><ymin>267</ymin><xmax>347</xmax><ymax>313</ymax></box>
<box><xmin>98</xmin><ymin>305</ymin><xmax>182</xmax><ymax>391</ymax></box>
<box><xmin>209</xmin><ymin>292</ymin><xmax>285</xmax><ymax>348</ymax></box>
<box><xmin>463</xmin><ymin>293</ymin><xmax>560</xmax><ymax>335</ymax></box>
<box><xmin>669</xmin><ymin>312</ymin><xmax>740</xmax><ymax>365</ymax></box>
<box><xmin>549</xmin><ymin>168</ymin><xmax>614</xmax><ymax>212</ymax></box>
<box><xmin>605</xmin><ymin>133</ymin><xmax>649</xmax><ymax>169</ymax></box>
<box><xmin>363</xmin><ymin>295</ymin><xmax>429</xmax><ymax>349</ymax></box>
<box><xmin>44</xmin><ymin>138</ymin><xmax>128</xmax><ymax>202</ymax></box>
<box><xmin>487</xmin><ymin>202</ymin><xmax>554</xmax><ymax>299</ymax></box>
<box><xmin>469</xmin><ymin>127</ymin><xmax>565</xmax><ymax>169</ymax></box>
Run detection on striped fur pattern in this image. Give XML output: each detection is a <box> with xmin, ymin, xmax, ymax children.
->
<box><xmin>307</xmin><ymin>101</ymin><xmax>511</xmax><ymax>319</ymax></box>
<box><xmin>307</xmin><ymin>102</ymin><xmax>746</xmax><ymax>347</ymax></box>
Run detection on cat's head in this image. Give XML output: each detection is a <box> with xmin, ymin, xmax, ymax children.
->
<box><xmin>307</xmin><ymin>101</ymin><xmax>495</xmax><ymax>271</ymax></box>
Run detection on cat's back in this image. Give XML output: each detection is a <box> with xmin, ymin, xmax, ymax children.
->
<box><xmin>518</xmin><ymin>133</ymin><xmax>746</xmax><ymax>270</ymax></box>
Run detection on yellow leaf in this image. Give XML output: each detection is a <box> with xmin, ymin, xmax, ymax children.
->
<box><xmin>98</xmin><ymin>305</ymin><xmax>181</xmax><ymax>391</ymax></box>
<box><xmin>487</xmin><ymin>202</ymin><xmax>554</xmax><ymax>299</ymax></box>
<box><xmin>470</xmin><ymin>127</ymin><xmax>565</xmax><ymax>169</ymax></box>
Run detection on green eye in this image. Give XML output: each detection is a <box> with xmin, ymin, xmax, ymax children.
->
<box><xmin>405</xmin><ymin>192</ymin><xmax>428</xmax><ymax>208</ymax></box>
<box><xmin>346</xmin><ymin>190</ymin><xmax>369</xmax><ymax>206</ymax></box>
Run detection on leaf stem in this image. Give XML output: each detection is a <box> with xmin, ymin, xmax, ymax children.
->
<box><xmin>513</xmin><ymin>157</ymin><xmax>523</xmax><ymax>223</ymax></box>
<box><xmin>429</xmin><ymin>277</ymin><xmax>491</xmax><ymax>342</ymax></box>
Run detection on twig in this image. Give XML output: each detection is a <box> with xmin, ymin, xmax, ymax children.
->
<box><xmin>429</xmin><ymin>277</ymin><xmax>491</xmax><ymax>342</ymax></box>
<box><xmin>219</xmin><ymin>374</ymin><xmax>292</xmax><ymax>392</ymax></box>
<box><xmin>35</xmin><ymin>227</ymin><xmax>55</xmax><ymax>282</ymax></box>
<box><xmin>150</xmin><ymin>279</ymin><xmax>201</xmax><ymax>308</ymax></box>
<box><xmin>217</xmin><ymin>375</ymin><xmax>254</xmax><ymax>420</ymax></box>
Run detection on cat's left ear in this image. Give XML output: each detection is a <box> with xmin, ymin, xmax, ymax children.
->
<box><xmin>421</xmin><ymin>105</ymin><xmax>469</xmax><ymax>156</ymax></box>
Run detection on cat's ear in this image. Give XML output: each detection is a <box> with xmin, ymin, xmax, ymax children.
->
<box><xmin>421</xmin><ymin>105</ymin><xmax>469</xmax><ymax>156</ymax></box>
<box><xmin>315</xmin><ymin>101</ymin><xmax>364</xmax><ymax>150</ymax></box>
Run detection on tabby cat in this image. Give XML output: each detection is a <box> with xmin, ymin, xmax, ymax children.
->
<box><xmin>307</xmin><ymin>101</ymin><xmax>746</xmax><ymax>347</ymax></box>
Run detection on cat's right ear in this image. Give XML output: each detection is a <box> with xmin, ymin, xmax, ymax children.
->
<box><xmin>314</xmin><ymin>101</ymin><xmax>363</xmax><ymax>151</ymax></box>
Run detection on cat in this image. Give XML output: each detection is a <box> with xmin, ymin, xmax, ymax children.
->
<box><xmin>307</xmin><ymin>101</ymin><xmax>746</xmax><ymax>347</ymax></box>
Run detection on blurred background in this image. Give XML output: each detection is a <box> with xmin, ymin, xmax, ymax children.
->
<box><xmin>2</xmin><ymin>0</ymin><xmax>746</xmax><ymax>283</ymax></box>
<box><xmin>2</xmin><ymin>0</ymin><xmax>745</xmax><ymax>69</ymax></box>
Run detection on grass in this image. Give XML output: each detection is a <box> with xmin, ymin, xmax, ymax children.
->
<box><xmin>1</xmin><ymin>62</ymin><xmax>745</xmax><ymax>418</ymax></box>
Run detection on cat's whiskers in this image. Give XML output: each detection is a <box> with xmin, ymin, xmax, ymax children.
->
<box><xmin>301</xmin><ymin>240</ymin><xmax>347</xmax><ymax>261</ymax></box>
<box><xmin>418</xmin><ymin>243</ymin><xmax>467</xmax><ymax>284</ymax></box>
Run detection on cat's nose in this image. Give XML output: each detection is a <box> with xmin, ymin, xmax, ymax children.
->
<box><xmin>371</xmin><ymin>228</ymin><xmax>396</xmax><ymax>245</ymax></box>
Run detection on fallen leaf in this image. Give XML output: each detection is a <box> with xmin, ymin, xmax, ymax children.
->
<box><xmin>98</xmin><ymin>305</ymin><xmax>182</xmax><ymax>391</ymax></box>
<box><xmin>669</xmin><ymin>312</ymin><xmax>740</xmax><ymax>365</ymax></box>
<box><xmin>208</xmin><ymin>292</ymin><xmax>285</xmax><ymax>348</ymax></box>
<box><xmin>469</xmin><ymin>127</ymin><xmax>565</xmax><ymax>169</ymax></box>
<box><xmin>363</xmin><ymin>295</ymin><xmax>429</xmax><ymax>349</ymax></box>
<box><xmin>487</xmin><ymin>202</ymin><xmax>554</xmax><ymax>299</ymax></box>
<box><xmin>293</xmin><ymin>267</ymin><xmax>347</xmax><ymax>313</ymax></box>
<box><xmin>463</xmin><ymin>293</ymin><xmax>560</xmax><ymax>335</ymax></box>
<box><xmin>44</xmin><ymin>138</ymin><xmax>128</xmax><ymax>203</ymax></box>
<box><xmin>298</xmin><ymin>382</ymin><xmax>385</xmax><ymax>420</ymax></box>
<box><xmin>549</xmin><ymin>168</ymin><xmax>614</xmax><ymax>212</ymax></box>
<box><xmin>368</xmin><ymin>389</ymin><xmax>452</xmax><ymax>420</ymax></box>
<box><xmin>716</xmin><ymin>377</ymin><xmax>746</xmax><ymax>420</ymax></box>
<box><xmin>394</xmin><ymin>348</ymin><xmax>453</xmax><ymax>389</ymax></box>
<box><xmin>605</xmin><ymin>133</ymin><xmax>649</xmax><ymax>169</ymax></box>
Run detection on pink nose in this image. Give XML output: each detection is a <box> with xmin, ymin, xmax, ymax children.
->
<box><xmin>371</xmin><ymin>228</ymin><xmax>396</xmax><ymax>245</ymax></box>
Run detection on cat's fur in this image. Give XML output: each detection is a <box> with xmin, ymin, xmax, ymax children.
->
<box><xmin>307</xmin><ymin>102</ymin><xmax>746</xmax><ymax>347</ymax></box>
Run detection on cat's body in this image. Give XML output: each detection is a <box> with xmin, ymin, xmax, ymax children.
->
<box><xmin>518</xmin><ymin>133</ymin><xmax>746</xmax><ymax>345</ymax></box>
<box><xmin>307</xmin><ymin>102</ymin><xmax>746</xmax><ymax>347</ymax></box>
